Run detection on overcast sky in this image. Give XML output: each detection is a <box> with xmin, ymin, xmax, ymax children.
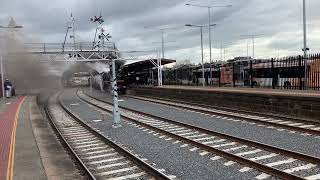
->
<box><xmin>1</xmin><ymin>0</ymin><xmax>320</xmax><ymax>64</ymax></box>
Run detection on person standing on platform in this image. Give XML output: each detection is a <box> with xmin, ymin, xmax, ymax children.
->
<box><xmin>4</xmin><ymin>79</ymin><xmax>13</xmax><ymax>98</ymax></box>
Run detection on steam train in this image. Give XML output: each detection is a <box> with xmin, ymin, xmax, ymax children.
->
<box><xmin>62</xmin><ymin>72</ymin><xmax>90</xmax><ymax>87</ymax></box>
<box><xmin>91</xmin><ymin>73</ymin><xmax>127</xmax><ymax>94</ymax></box>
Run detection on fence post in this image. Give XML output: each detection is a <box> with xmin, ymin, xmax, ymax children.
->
<box><xmin>218</xmin><ymin>66</ymin><xmax>221</xmax><ymax>87</ymax></box>
<box><xmin>232</xmin><ymin>62</ymin><xmax>236</xmax><ymax>87</ymax></box>
<box><xmin>175</xmin><ymin>68</ymin><xmax>177</xmax><ymax>85</ymax></box>
<box><xmin>304</xmin><ymin>55</ymin><xmax>308</xmax><ymax>90</ymax></box>
<box><xmin>180</xmin><ymin>68</ymin><xmax>183</xmax><ymax>85</ymax></box>
<box><xmin>299</xmin><ymin>55</ymin><xmax>303</xmax><ymax>90</ymax></box>
<box><xmin>250</xmin><ymin>60</ymin><xmax>253</xmax><ymax>88</ymax></box>
<box><xmin>271</xmin><ymin>58</ymin><xmax>275</xmax><ymax>89</ymax></box>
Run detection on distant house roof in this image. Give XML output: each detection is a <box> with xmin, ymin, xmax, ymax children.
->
<box><xmin>121</xmin><ymin>58</ymin><xmax>176</xmax><ymax>73</ymax></box>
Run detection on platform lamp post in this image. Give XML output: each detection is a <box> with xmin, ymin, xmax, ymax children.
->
<box><xmin>144</xmin><ymin>26</ymin><xmax>179</xmax><ymax>59</ymax></box>
<box><xmin>302</xmin><ymin>0</ymin><xmax>309</xmax><ymax>89</ymax></box>
<box><xmin>186</xmin><ymin>3</ymin><xmax>231</xmax><ymax>85</ymax></box>
<box><xmin>185</xmin><ymin>24</ymin><xmax>216</xmax><ymax>87</ymax></box>
<box><xmin>145</xmin><ymin>26</ymin><xmax>178</xmax><ymax>87</ymax></box>
<box><xmin>240</xmin><ymin>34</ymin><xmax>264</xmax><ymax>59</ymax></box>
<box><xmin>151</xmin><ymin>40</ymin><xmax>176</xmax><ymax>57</ymax></box>
<box><xmin>0</xmin><ymin>22</ymin><xmax>23</xmax><ymax>100</ymax></box>
<box><xmin>151</xmin><ymin>40</ymin><xmax>176</xmax><ymax>59</ymax></box>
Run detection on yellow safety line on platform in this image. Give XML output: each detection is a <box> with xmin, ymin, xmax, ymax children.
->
<box><xmin>6</xmin><ymin>96</ymin><xmax>26</xmax><ymax>180</ymax></box>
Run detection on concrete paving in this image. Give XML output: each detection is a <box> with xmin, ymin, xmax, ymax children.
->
<box><xmin>12</xmin><ymin>96</ymin><xmax>83</xmax><ymax>179</ymax></box>
<box><xmin>14</xmin><ymin>96</ymin><xmax>46</xmax><ymax>179</ymax></box>
<box><xmin>29</xmin><ymin>96</ymin><xmax>83</xmax><ymax>180</ymax></box>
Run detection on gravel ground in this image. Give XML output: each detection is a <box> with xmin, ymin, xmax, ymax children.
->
<box><xmin>60</xmin><ymin>89</ymin><xmax>265</xmax><ymax>180</ymax></box>
<box><xmin>84</xmin><ymin>88</ymin><xmax>320</xmax><ymax>159</ymax></box>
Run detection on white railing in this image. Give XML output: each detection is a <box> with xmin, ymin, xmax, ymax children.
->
<box><xmin>22</xmin><ymin>42</ymin><xmax>116</xmax><ymax>53</ymax></box>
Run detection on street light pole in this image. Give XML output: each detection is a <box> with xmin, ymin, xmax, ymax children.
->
<box><xmin>161</xmin><ymin>29</ymin><xmax>165</xmax><ymax>59</ymax></box>
<box><xmin>246</xmin><ymin>40</ymin><xmax>249</xmax><ymax>59</ymax></box>
<box><xmin>145</xmin><ymin>26</ymin><xmax>177</xmax><ymax>86</ymax></box>
<box><xmin>200</xmin><ymin>26</ymin><xmax>205</xmax><ymax>87</ymax></box>
<box><xmin>144</xmin><ymin>26</ymin><xmax>178</xmax><ymax>59</ymax></box>
<box><xmin>208</xmin><ymin>7</ymin><xmax>212</xmax><ymax>85</ymax></box>
<box><xmin>220</xmin><ymin>43</ymin><xmax>223</xmax><ymax>61</ymax></box>
<box><xmin>252</xmin><ymin>36</ymin><xmax>255</xmax><ymax>59</ymax></box>
<box><xmin>152</xmin><ymin>40</ymin><xmax>176</xmax><ymax>59</ymax></box>
<box><xmin>240</xmin><ymin>34</ymin><xmax>264</xmax><ymax>59</ymax></box>
<box><xmin>185</xmin><ymin>24</ymin><xmax>216</xmax><ymax>87</ymax></box>
<box><xmin>186</xmin><ymin>3</ymin><xmax>231</xmax><ymax>85</ymax></box>
<box><xmin>303</xmin><ymin>0</ymin><xmax>308</xmax><ymax>89</ymax></box>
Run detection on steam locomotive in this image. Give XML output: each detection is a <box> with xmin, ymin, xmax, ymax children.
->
<box><xmin>91</xmin><ymin>73</ymin><xmax>127</xmax><ymax>94</ymax></box>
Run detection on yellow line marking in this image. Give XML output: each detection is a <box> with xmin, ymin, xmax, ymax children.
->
<box><xmin>6</xmin><ymin>96</ymin><xmax>26</xmax><ymax>180</ymax></box>
<box><xmin>6</xmin><ymin>125</ymin><xmax>14</xmax><ymax>180</ymax></box>
<box><xmin>10</xmin><ymin>105</ymin><xmax>20</xmax><ymax>180</ymax></box>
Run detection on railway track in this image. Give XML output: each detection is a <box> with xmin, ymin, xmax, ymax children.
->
<box><xmin>45</xmin><ymin>92</ymin><xmax>172</xmax><ymax>180</ymax></box>
<box><xmin>125</xmin><ymin>95</ymin><xmax>320</xmax><ymax>136</ymax></box>
<box><xmin>78</xmin><ymin>90</ymin><xmax>320</xmax><ymax>180</ymax></box>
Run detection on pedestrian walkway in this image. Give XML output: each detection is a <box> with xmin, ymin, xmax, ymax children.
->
<box><xmin>0</xmin><ymin>96</ymin><xmax>25</xmax><ymax>180</ymax></box>
<box><xmin>13</xmin><ymin>96</ymin><xmax>46</xmax><ymax>180</ymax></box>
<box><xmin>0</xmin><ymin>96</ymin><xmax>83</xmax><ymax>180</ymax></box>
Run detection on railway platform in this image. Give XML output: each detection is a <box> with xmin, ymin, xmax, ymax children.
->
<box><xmin>157</xmin><ymin>85</ymin><xmax>320</xmax><ymax>97</ymax></box>
<box><xmin>0</xmin><ymin>96</ymin><xmax>82</xmax><ymax>180</ymax></box>
<box><xmin>130</xmin><ymin>85</ymin><xmax>320</xmax><ymax>121</ymax></box>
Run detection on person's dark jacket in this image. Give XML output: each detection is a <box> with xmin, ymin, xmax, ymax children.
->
<box><xmin>4</xmin><ymin>81</ymin><xmax>12</xmax><ymax>90</ymax></box>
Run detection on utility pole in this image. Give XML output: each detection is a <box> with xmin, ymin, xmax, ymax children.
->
<box><xmin>111</xmin><ymin>58</ymin><xmax>121</xmax><ymax>127</ymax></box>
<box><xmin>71</xmin><ymin>13</ymin><xmax>76</xmax><ymax>51</ymax></box>
<box><xmin>98</xmin><ymin>26</ymin><xmax>120</xmax><ymax>127</ymax></box>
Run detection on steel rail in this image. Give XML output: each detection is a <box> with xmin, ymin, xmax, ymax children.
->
<box><xmin>83</xmin><ymin>91</ymin><xmax>320</xmax><ymax>163</ymax></box>
<box><xmin>80</xmin><ymin>91</ymin><xmax>320</xmax><ymax>180</ymax></box>
<box><xmin>44</xmin><ymin>100</ymin><xmax>96</xmax><ymax>180</ymax></box>
<box><xmin>126</xmin><ymin>95</ymin><xmax>320</xmax><ymax>136</ymax></box>
<box><xmin>58</xmin><ymin>92</ymin><xmax>172</xmax><ymax>180</ymax></box>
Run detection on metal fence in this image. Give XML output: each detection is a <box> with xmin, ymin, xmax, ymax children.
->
<box><xmin>163</xmin><ymin>53</ymin><xmax>320</xmax><ymax>90</ymax></box>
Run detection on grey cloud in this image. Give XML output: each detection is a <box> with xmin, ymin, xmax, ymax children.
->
<box><xmin>1</xmin><ymin>0</ymin><xmax>320</xmax><ymax>62</ymax></box>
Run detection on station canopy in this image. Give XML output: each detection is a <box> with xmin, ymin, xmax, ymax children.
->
<box><xmin>121</xmin><ymin>58</ymin><xmax>176</xmax><ymax>73</ymax></box>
